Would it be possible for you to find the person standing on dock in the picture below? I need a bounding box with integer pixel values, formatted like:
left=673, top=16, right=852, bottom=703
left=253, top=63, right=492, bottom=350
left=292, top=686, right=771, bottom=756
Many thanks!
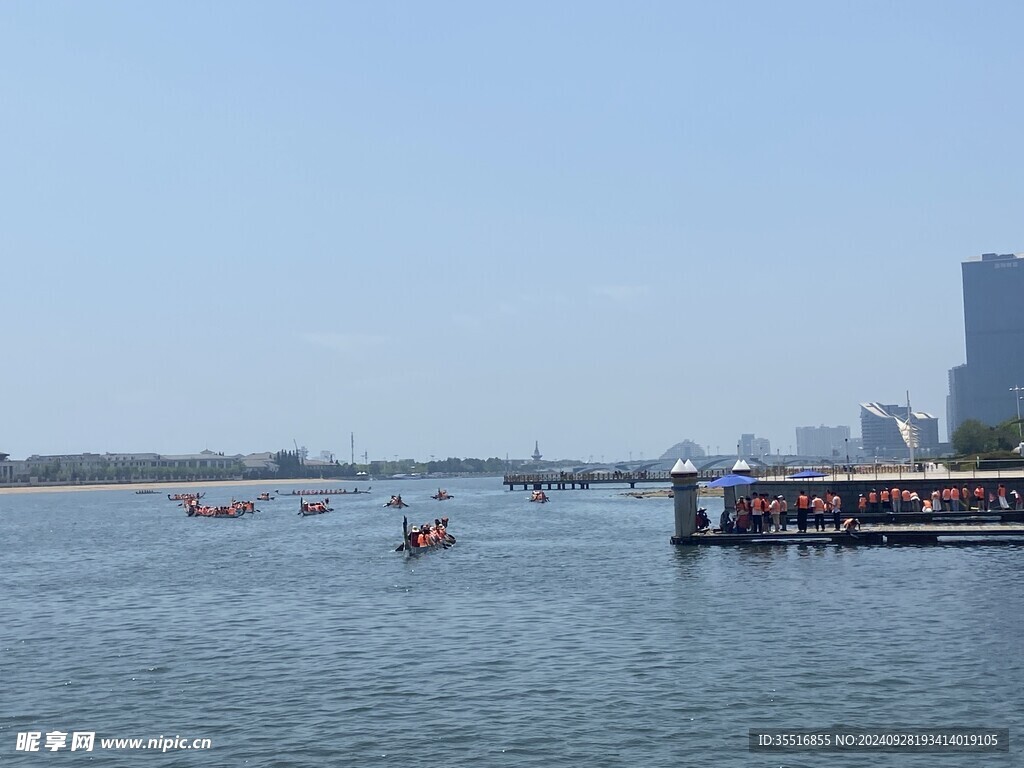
left=975, top=485, right=986, bottom=511
left=902, top=488, right=912, bottom=513
left=797, top=490, right=809, bottom=533
left=891, top=487, right=901, bottom=514
left=750, top=494, right=765, bottom=533
left=961, top=485, right=971, bottom=511
left=868, top=489, right=879, bottom=513
left=812, top=494, right=826, bottom=531
left=831, top=491, right=843, bottom=531
left=769, top=495, right=781, bottom=532
left=950, top=485, right=961, bottom=511
left=880, top=488, right=891, bottom=515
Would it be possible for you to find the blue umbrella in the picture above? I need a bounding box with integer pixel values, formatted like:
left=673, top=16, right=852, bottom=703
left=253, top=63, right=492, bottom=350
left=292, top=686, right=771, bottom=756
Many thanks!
left=706, top=474, right=759, bottom=488
left=787, top=469, right=827, bottom=479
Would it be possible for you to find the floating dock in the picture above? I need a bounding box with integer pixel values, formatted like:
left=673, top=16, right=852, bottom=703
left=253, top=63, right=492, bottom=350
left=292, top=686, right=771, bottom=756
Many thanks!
left=665, top=461, right=1024, bottom=547
left=672, top=523, right=1024, bottom=546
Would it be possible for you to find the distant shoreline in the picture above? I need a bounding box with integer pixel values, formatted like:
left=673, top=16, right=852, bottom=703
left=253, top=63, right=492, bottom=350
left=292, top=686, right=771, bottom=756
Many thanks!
left=0, top=478, right=354, bottom=496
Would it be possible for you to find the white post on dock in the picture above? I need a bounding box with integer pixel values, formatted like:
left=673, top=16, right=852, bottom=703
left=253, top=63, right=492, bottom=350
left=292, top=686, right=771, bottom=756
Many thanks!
left=722, top=459, right=752, bottom=519
left=671, top=458, right=699, bottom=539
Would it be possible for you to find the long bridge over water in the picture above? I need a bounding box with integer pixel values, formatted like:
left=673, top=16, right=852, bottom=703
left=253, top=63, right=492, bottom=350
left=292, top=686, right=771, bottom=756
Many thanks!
left=505, top=464, right=1024, bottom=497
left=504, top=470, right=672, bottom=490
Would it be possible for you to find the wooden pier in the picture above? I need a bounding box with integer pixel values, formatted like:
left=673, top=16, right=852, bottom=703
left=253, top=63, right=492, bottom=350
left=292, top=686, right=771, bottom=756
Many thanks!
left=672, top=523, right=1024, bottom=547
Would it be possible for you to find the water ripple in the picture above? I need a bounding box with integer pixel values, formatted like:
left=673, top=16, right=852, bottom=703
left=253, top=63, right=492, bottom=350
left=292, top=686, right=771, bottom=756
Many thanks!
left=1, top=480, right=1021, bottom=767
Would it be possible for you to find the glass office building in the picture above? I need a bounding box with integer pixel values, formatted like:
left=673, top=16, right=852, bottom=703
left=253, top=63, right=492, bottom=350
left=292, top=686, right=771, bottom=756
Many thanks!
left=947, top=252, right=1024, bottom=435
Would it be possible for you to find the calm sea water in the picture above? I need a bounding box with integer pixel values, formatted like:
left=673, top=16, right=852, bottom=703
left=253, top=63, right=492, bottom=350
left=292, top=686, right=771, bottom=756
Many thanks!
left=1, top=477, right=1021, bottom=767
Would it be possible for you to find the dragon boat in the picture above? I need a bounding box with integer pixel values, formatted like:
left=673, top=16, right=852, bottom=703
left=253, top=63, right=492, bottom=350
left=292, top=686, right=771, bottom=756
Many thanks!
left=298, top=498, right=333, bottom=516
left=397, top=516, right=455, bottom=556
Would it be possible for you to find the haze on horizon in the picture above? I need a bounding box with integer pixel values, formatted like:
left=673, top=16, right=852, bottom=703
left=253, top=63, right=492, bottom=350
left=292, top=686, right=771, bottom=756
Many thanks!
left=2, top=2, right=1022, bottom=464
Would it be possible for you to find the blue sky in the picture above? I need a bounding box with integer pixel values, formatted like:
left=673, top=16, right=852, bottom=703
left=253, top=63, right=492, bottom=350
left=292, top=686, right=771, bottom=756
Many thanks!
left=2, top=1, right=1022, bottom=462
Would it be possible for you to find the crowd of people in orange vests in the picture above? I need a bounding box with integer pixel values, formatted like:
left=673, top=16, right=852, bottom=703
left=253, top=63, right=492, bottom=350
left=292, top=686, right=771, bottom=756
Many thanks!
left=169, top=493, right=204, bottom=502
left=724, top=491, right=859, bottom=534
left=721, top=483, right=1021, bottom=535
left=855, top=484, right=1022, bottom=513
left=407, top=518, right=451, bottom=548
left=300, top=499, right=331, bottom=514
left=186, top=499, right=255, bottom=517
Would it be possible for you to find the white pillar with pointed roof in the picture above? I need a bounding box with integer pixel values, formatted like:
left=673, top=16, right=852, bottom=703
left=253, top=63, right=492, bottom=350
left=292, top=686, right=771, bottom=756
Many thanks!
left=670, top=458, right=699, bottom=540
left=724, top=459, right=752, bottom=514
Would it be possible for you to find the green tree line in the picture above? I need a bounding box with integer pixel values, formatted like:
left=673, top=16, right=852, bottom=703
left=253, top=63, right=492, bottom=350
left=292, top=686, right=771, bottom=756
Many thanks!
left=17, top=452, right=515, bottom=484
left=951, top=417, right=1023, bottom=456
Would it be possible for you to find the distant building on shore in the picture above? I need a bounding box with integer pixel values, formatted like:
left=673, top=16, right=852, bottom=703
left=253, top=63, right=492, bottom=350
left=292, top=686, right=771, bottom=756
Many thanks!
left=795, top=425, right=852, bottom=459
left=659, top=440, right=706, bottom=460
left=860, top=403, right=939, bottom=457
left=947, top=252, right=1024, bottom=437
left=739, top=433, right=770, bottom=459
left=0, top=449, right=256, bottom=484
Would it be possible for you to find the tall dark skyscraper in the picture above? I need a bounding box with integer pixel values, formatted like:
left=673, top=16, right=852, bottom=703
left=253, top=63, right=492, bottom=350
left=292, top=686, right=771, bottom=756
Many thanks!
left=947, top=252, right=1024, bottom=436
